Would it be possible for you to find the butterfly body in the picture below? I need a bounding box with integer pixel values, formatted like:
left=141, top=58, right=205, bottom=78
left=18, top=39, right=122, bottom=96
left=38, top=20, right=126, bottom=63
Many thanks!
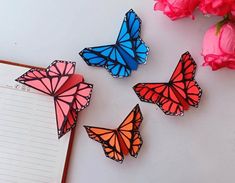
left=115, top=44, right=138, bottom=70
left=80, top=9, right=149, bottom=78
left=170, top=85, right=190, bottom=110
left=116, top=129, right=130, bottom=156
left=84, top=104, right=143, bottom=163
left=16, top=61, right=93, bottom=138
left=133, top=52, right=202, bottom=116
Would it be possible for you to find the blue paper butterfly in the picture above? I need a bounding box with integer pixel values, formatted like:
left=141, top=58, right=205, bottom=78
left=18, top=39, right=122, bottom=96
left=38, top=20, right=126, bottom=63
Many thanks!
left=79, top=9, right=149, bottom=78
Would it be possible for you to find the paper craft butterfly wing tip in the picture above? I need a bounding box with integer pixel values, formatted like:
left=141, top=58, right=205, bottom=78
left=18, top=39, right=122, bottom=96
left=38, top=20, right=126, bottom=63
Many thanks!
left=83, top=125, right=91, bottom=135
left=107, top=66, right=131, bottom=78
left=129, top=131, right=143, bottom=158
left=125, top=9, right=141, bottom=39
left=15, top=68, right=56, bottom=95
left=181, top=51, right=197, bottom=66
left=58, top=132, right=64, bottom=139
left=135, top=103, right=140, bottom=109
left=133, top=83, right=158, bottom=104
left=83, top=125, right=91, bottom=134
left=83, top=125, right=93, bottom=131
left=170, top=51, right=197, bottom=82
left=184, top=80, right=202, bottom=108
left=15, top=73, right=26, bottom=82
left=74, top=82, right=93, bottom=112
left=133, top=83, right=145, bottom=101
left=58, top=108, right=78, bottom=139
left=57, top=127, right=75, bottom=139
left=157, top=100, right=185, bottom=116
left=83, top=125, right=98, bottom=141
left=132, top=104, right=143, bottom=128
left=102, top=144, right=124, bottom=163
left=118, top=104, right=143, bottom=129
left=48, top=60, right=76, bottom=76
left=58, top=134, right=62, bottom=139
left=84, top=126, right=113, bottom=143
left=79, top=48, right=94, bottom=66
left=104, top=150, right=124, bottom=163
left=134, top=38, right=149, bottom=65
left=15, top=77, right=20, bottom=82
left=83, top=125, right=89, bottom=129
left=79, top=46, right=111, bottom=67
left=15, top=68, right=38, bottom=81
left=57, top=128, right=67, bottom=139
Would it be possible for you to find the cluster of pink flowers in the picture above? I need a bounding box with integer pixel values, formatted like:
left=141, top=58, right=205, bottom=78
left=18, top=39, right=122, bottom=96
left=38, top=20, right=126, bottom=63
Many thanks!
left=154, top=0, right=235, bottom=71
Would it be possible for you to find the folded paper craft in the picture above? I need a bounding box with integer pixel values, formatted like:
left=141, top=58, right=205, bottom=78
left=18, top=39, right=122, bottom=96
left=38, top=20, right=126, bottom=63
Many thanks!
left=133, top=52, right=202, bottom=116
left=80, top=9, right=149, bottom=78
left=84, top=104, right=143, bottom=163
left=16, top=61, right=93, bottom=138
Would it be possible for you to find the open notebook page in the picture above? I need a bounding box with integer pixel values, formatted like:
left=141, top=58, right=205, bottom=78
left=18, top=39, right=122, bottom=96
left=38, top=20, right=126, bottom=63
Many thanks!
left=0, top=63, right=71, bottom=183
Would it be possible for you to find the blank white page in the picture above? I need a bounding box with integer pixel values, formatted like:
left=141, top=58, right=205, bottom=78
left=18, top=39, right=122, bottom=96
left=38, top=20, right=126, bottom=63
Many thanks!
left=0, top=63, right=71, bottom=183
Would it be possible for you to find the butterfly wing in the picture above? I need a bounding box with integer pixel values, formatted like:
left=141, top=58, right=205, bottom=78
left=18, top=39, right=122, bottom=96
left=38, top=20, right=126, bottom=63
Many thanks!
left=15, top=61, right=75, bottom=95
left=80, top=45, right=131, bottom=78
left=60, top=108, right=78, bottom=137
left=15, top=68, right=52, bottom=95
left=84, top=126, right=124, bottom=163
left=169, top=52, right=196, bottom=82
left=117, top=104, right=143, bottom=158
left=125, top=9, right=141, bottom=39
left=73, top=82, right=93, bottom=112
left=133, top=38, right=149, bottom=65
left=117, top=9, right=149, bottom=66
left=54, top=84, right=79, bottom=138
left=47, top=60, right=75, bottom=77
left=57, top=82, right=93, bottom=138
left=169, top=52, right=202, bottom=108
left=133, top=83, right=184, bottom=116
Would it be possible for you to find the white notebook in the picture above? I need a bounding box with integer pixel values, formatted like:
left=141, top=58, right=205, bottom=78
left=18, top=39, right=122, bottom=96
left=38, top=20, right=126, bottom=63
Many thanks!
left=0, top=62, right=73, bottom=183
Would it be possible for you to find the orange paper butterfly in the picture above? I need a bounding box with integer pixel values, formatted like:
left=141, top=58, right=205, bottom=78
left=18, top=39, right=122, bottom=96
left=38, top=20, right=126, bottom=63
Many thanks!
left=133, top=52, right=202, bottom=116
left=84, top=104, right=143, bottom=163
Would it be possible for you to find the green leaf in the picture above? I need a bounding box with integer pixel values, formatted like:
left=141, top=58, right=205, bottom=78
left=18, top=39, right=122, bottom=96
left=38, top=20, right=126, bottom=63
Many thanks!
left=216, top=15, right=229, bottom=35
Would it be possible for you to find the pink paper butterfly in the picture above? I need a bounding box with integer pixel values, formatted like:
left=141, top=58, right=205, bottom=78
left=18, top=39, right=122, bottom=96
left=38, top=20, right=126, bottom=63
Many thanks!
left=16, top=60, right=93, bottom=138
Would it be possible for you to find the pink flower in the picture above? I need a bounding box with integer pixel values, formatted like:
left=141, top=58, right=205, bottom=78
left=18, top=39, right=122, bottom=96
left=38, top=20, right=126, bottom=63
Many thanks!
left=231, top=4, right=235, bottom=17
left=202, top=22, right=235, bottom=70
left=154, top=0, right=200, bottom=20
left=199, top=0, right=235, bottom=16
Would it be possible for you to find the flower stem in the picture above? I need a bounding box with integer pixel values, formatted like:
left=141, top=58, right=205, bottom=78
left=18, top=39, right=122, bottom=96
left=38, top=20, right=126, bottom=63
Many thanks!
left=216, top=15, right=229, bottom=35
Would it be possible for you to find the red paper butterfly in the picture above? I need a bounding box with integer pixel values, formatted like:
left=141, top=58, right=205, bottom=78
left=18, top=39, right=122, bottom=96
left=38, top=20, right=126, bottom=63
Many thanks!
left=133, top=52, right=202, bottom=116
left=84, top=104, right=143, bottom=163
left=16, top=61, right=93, bottom=138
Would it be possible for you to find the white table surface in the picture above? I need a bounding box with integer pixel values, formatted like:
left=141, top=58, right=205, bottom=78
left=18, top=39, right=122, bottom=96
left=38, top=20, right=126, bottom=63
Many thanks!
left=1, top=1, right=235, bottom=183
